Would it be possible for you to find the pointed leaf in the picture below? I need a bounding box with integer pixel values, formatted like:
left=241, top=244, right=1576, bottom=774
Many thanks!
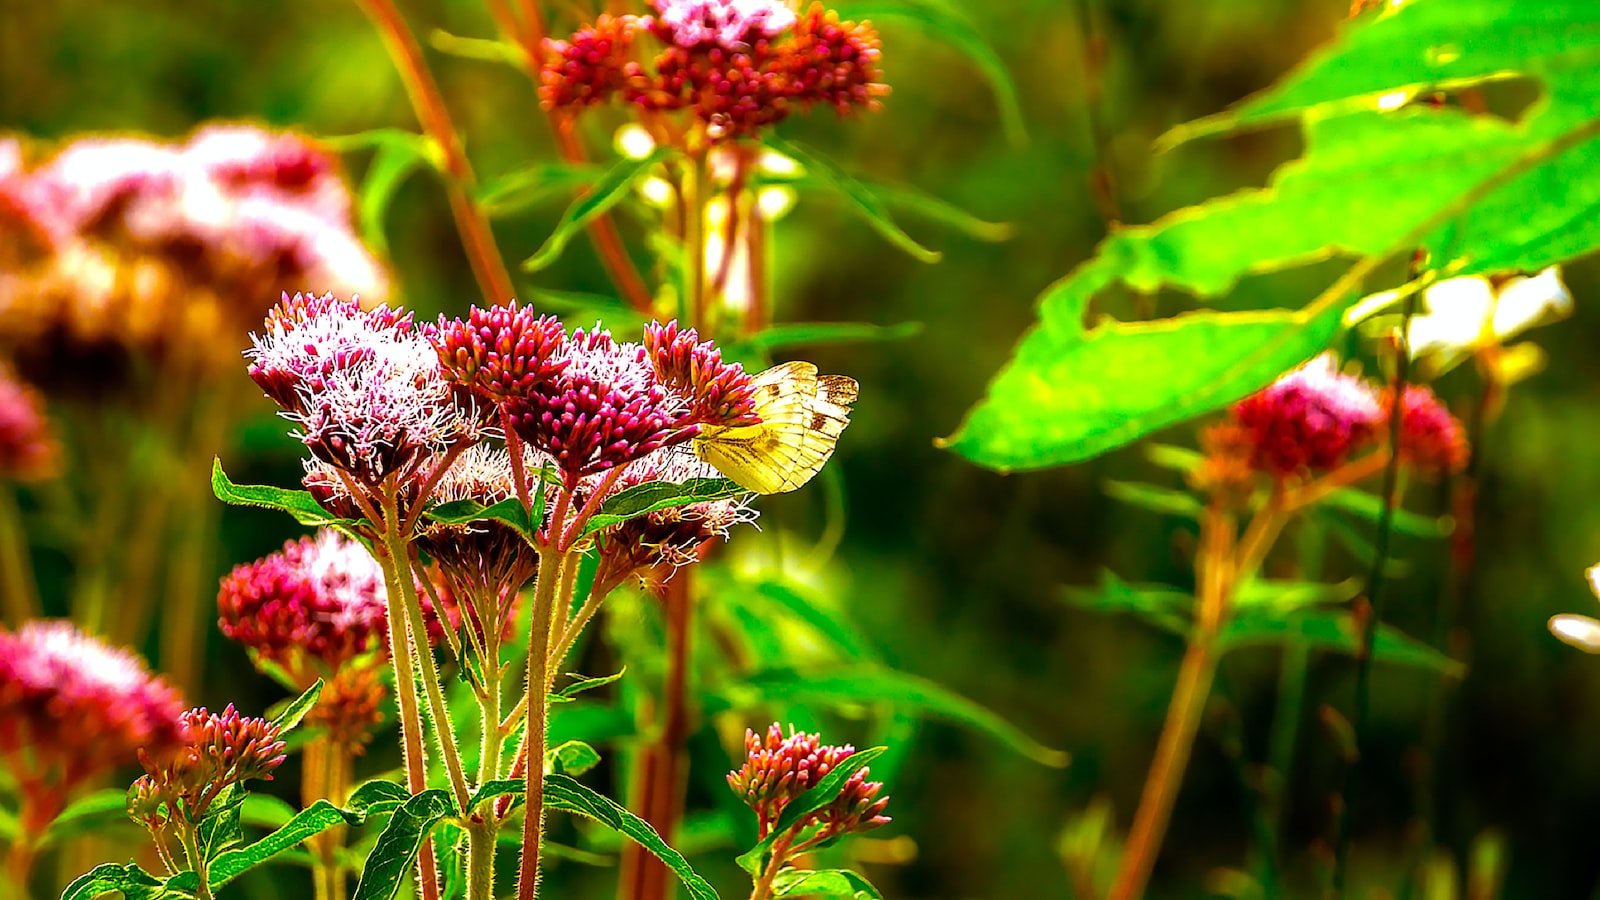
left=1319, top=488, right=1453, bottom=538
left=466, top=779, right=525, bottom=816
left=1220, top=609, right=1464, bottom=676
left=555, top=668, right=626, bottom=699
left=764, top=135, right=941, bottom=263
left=544, top=774, right=720, bottom=900
left=212, top=458, right=356, bottom=528
left=345, top=779, right=411, bottom=818
left=60, top=863, right=166, bottom=900
left=478, top=161, right=605, bottom=218
left=522, top=147, right=677, bottom=272
left=351, top=790, right=456, bottom=900
left=269, top=679, right=325, bottom=735
left=208, top=800, right=369, bottom=890
left=731, top=321, right=923, bottom=358
left=546, top=740, right=602, bottom=777
left=1103, top=480, right=1204, bottom=519
left=425, top=496, right=536, bottom=544
left=41, top=790, right=136, bottom=850
left=1233, top=577, right=1363, bottom=613
left=728, top=667, right=1068, bottom=767
left=1059, top=572, right=1190, bottom=635
left=580, top=478, right=745, bottom=538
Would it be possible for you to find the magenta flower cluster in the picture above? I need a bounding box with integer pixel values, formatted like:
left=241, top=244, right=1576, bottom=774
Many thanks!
left=0, top=362, right=57, bottom=481
left=540, top=0, right=886, bottom=140
left=0, top=621, right=185, bottom=827
left=727, top=723, right=891, bottom=842
left=0, top=126, right=383, bottom=382
left=128, top=705, right=287, bottom=833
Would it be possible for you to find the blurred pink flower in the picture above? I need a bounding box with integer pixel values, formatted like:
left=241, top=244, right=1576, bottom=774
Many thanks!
left=0, top=364, right=59, bottom=481
left=1233, top=355, right=1383, bottom=478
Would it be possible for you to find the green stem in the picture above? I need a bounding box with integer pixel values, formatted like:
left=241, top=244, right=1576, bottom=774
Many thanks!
left=516, top=541, right=564, bottom=900
left=372, top=505, right=443, bottom=900
left=468, top=819, right=497, bottom=900
left=382, top=501, right=473, bottom=811
left=468, top=600, right=505, bottom=900
left=0, top=484, right=39, bottom=624
left=747, top=833, right=795, bottom=900
left=178, top=823, right=214, bottom=900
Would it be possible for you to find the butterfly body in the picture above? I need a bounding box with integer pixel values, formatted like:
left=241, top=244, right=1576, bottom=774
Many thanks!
left=693, top=360, right=858, bottom=494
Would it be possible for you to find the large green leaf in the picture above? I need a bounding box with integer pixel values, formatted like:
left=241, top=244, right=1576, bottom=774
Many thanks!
left=425, top=497, right=536, bottom=544
left=59, top=863, right=168, bottom=900
left=351, top=790, right=456, bottom=900
left=726, top=667, right=1068, bottom=767
left=206, top=800, right=370, bottom=890
left=522, top=147, right=677, bottom=272
left=771, top=868, right=884, bottom=900
left=41, top=790, right=135, bottom=850
left=734, top=747, right=887, bottom=875
left=544, top=774, right=721, bottom=900
left=211, top=458, right=356, bottom=528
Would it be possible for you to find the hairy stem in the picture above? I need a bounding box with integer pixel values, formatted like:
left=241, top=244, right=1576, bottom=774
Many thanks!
left=354, top=0, right=515, bottom=308
left=517, top=541, right=564, bottom=900
left=747, top=833, right=796, bottom=900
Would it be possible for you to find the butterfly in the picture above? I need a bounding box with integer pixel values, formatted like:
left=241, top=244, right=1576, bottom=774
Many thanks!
left=693, top=360, right=858, bottom=494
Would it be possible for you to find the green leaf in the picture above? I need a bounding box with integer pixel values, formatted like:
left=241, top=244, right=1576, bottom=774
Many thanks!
left=1144, top=443, right=1206, bottom=474
left=269, top=679, right=325, bottom=735
left=428, top=28, right=525, bottom=66
left=735, top=748, right=887, bottom=875
left=41, top=790, right=134, bottom=850
left=478, top=161, right=606, bottom=218
left=1319, top=488, right=1453, bottom=538
left=1220, top=609, right=1464, bottom=676
left=728, top=667, right=1068, bottom=767
left=239, top=794, right=299, bottom=831
left=546, top=740, right=602, bottom=777
left=522, top=147, right=677, bottom=272
left=425, top=496, right=536, bottom=544
left=1233, top=577, right=1363, bottom=613
left=745, top=578, right=877, bottom=661
left=466, top=779, right=525, bottom=816
left=197, top=784, right=246, bottom=860
left=771, top=868, right=884, bottom=900
left=345, top=780, right=411, bottom=819
left=356, top=134, right=433, bottom=257
left=211, top=458, right=356, bottom=528
left=829, top=0, right=1026, bottom=146
left=764, top=135, right=942, bottom=263
left=787, top=172, right=1012, bottom=242
left=939, top=274, right=1355, bottom=471
left=555, top=668, right=626, bottom=699
left=60, top=862, right=166, bottom=900
left=544, top=774, right=721, bottom=900
left=207, top=800, right=368, bottom=890
left=1059, top=571, right=1190, bottom=635
left=1103, top=480, right=1204, bottom=519
left=580, top=478, right=745, bottom=538
left=352, top=790, right=457, bottom=900
left=730, top=321, right=923, bottom=358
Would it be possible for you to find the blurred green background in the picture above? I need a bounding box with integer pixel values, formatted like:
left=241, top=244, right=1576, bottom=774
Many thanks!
left=6, top=0, right=1600, bottom=897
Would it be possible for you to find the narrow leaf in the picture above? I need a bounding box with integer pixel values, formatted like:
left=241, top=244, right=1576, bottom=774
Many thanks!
left=211, top=458, right=355, bottom=528
left=1103, top=480, right=1204, bottom=519
left=478, top=162, right=605, bottom=218
left=466, top=779, right=525, bottom=816
left=555, top=668, right=626, bottom=699
left=1059, top=572, right=1190, bottom=636
left=1220, top=609, right=1464, bottom=676
left=765, top=135, right=942, bottom=263
left=728, top=668, right=1068, bottom=767
left=522, top=147, right=676, bottom=272
left=1319, top=487, right=1453, bottom=538
left=351, top=790, right=456, bottom=900
left=544, top=774, right=721, bottom=900
left=41, top=790, right=134, bottom=850
left=580, top=478, right=745, bottom=537
left=208, top=800, right=363, bottom=890
left=1232, top=577, right=1363, bottom=612
left=357, top=137, right=430, bottom=256
left=733, top=321, right=923, bottom=355
left=269, top=679, right=325, bottom=735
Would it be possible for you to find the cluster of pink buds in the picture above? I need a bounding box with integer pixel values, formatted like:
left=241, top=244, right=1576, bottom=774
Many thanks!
left=0, top=362, right=58, bottom=481
left=727, top=723, right=891, bottom=843
left=1221, top=356, right=1467, bottom=484
left=0, top=126, right=383, bottom=391
left=127, top=705, right=286, bottom=835
left=216, top=528, right=457, bottom=745
left=541, top=0, right=886, bottom=141
left=0, top=621, right=185, bottom=830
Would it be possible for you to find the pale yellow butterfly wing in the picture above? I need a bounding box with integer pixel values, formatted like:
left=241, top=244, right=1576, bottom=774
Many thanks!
left=693, top=361, right=857, bottom=494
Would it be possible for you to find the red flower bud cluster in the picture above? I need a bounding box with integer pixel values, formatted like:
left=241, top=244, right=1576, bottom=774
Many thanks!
left=1387, top=385, right=1469, bottom=475
left=0, top=363, right=58, bottom=481
left=129, top=705, right=286, bottom=831
left=540, top=0, right=886, bottom=141
left=727, top=723, right=891, bottom=842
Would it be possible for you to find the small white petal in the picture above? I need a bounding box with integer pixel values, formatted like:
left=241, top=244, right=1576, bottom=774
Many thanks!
left=1407, top=275, right=1495, bottom=358
left=1586, top=563, right=1600, bottom=599
left=1550, top=614, right=1600, bottom=653
left=1492, top=266, right=1572, bottom=340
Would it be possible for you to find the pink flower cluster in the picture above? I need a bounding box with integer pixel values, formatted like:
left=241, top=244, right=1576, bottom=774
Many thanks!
left=541, top=0, right=886, bottom=140
left=0, top=363, right=58, bottom=481
left=1229, top=357, right=1467, bottom=480
left=0, top=621, right=185, bottom=827
left=0, top=126, right=384, bottom=386
left=727, top=723, right=891, bottom=842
